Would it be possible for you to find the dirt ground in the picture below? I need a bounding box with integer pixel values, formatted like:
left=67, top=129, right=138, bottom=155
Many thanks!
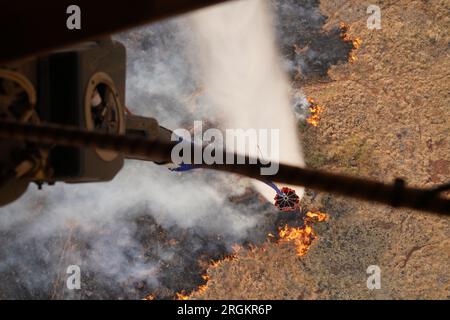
left=194, top=0, right=450, bottom=299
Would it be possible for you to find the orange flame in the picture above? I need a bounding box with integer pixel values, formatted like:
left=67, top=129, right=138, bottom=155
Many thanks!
left=196, top=284, right=209, bottom=295
left=352, top=38, right=362, bottom=49
left=174, top=249, right=241, bottom=300
left=306, top=97, right=324, bottom=127
left=339, top=22, right=361, bottom=63
left=278, top=211, right=328, bottom=256
left=306, top=211, right=328, bottom=222
left=278, top=224, right=314, bottom=256
left=175, top=270, right=212, bottom=300
left=176, top=292, right=190, bottom=300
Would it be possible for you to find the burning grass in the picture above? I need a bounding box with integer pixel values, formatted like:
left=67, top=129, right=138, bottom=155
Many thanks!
left=174, top=245, right=242, bottom=300
left=278, top=211, right=328, bottom=256
left=339, top=22, right=362, bottom=63
left=172, top=211, right=329, bottom=300
left=306, top=97, right=324, bottom=127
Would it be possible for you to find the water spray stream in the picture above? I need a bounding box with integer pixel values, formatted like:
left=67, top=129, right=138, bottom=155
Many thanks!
left=188, top=0, right=305, bottom=201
